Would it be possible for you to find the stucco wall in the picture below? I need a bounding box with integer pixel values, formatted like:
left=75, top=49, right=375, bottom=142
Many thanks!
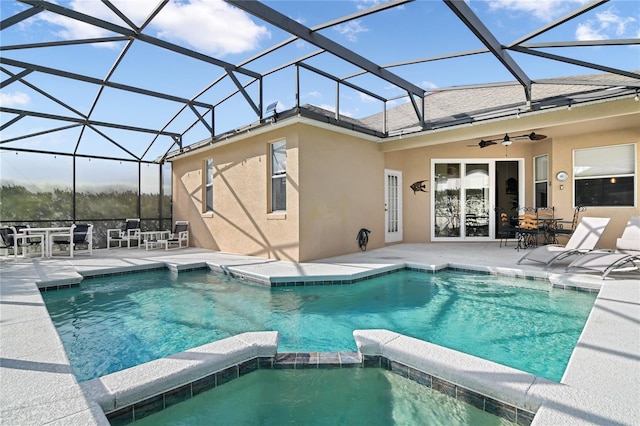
left=171, top=127, right=301, bottom=261
left=170, top=101, right=638, bottom=261
left=549, top=127, right=639, bottom=249
left=385, top=141, right=537, bottom=242
left=383, top=125, right=638, bottom=248
left=297, top=125, right=385, bottom=261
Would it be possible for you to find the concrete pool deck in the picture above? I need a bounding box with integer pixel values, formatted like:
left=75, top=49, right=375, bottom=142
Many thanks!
left=1, top=243, right=638, bottom=425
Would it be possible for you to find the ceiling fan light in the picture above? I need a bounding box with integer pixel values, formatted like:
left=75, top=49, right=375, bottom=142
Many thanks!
left=502, top=140, right=512, bottom=146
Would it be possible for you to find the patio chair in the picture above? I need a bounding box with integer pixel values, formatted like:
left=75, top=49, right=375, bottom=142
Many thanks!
left=535, top=206, right=555, bottom=245
left=0, top=227, right=18, bottom=257
left=107, top=218, right=141, bottom=249
left=564, top=216, right=640, bottom=278
left=50, top=224, right=93, bottom=258
left=495, top=207, right=516, bottom=247
left=550, top=205, right=587, bottom=241
left=158, top=221, right=189, bottom=250
left=516, top=216, right=611, bottom=269
left=0, top=226, right=44, bottom=258
left=515, top=207, right=537, bottom=251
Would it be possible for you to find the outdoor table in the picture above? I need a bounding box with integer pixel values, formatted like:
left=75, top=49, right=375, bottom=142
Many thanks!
left=22, top=226, right=74, bottom=258
left=139, top=230, right=171, bottom=250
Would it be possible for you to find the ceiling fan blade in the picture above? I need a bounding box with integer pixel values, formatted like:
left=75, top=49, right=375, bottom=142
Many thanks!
left=528, top=132, right=547, bottom=140
left=478, top=140, right=497, bottom=148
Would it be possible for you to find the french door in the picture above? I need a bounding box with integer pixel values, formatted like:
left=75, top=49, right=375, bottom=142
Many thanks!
left=431, top=160, right=521, bottom=241
left=385, top=169, right=403, bottom=243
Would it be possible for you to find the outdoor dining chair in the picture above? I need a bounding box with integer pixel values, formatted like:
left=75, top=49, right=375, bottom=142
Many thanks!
left=50, top=224, right=93, bottom=258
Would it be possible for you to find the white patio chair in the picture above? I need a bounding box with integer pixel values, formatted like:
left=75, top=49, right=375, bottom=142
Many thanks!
left=107, top=218, right=141, bottom=249
left=158, top=221, right=189, bottom=250
left=50, top=224, right=93, bottom=258
left=565, top=216, right=640, bottom=278
left=0, top=226, right=45, bottom=259
left=516, top=217, right=611, bottom=269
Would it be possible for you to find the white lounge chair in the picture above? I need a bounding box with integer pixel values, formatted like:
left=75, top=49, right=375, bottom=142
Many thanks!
left=157, top=221, right=189, bottom=250
left=107, top=218, right=141, bottom=249
left=565, top=216, right=640, bottom=278
left=516, top=217, right=611, bottom=269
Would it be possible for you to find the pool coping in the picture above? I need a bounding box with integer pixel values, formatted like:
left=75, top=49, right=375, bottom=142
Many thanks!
left=1, top=245, right=638, bottom=425
left=82, top=330, right=538, bottom=426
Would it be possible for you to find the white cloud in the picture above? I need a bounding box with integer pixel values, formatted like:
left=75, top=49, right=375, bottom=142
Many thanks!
left=359, top=93, right=377, bottom=103
left=33, top=0, right=269, bottom=56
left=576, top=22, right=606, bottom=41
left=575, top=8, right=637, bottom=41
left=0, top=92, right=30, bottom=107
left=487, top=0, right=589, bottom=22
left=307, top=91, right=322, bottom=98
left=596, top=9, right=636, bottom=36
left=421, top=81, right=439, bottom=90
left=334, top=20, right=368, bottom=42
left=485, top=2, right=637, bottom=42
left=153, top=0, right=270, bottom=56
left=355, top=0, right=403, bottom=12
left=37, top=2, right=114, bottom=42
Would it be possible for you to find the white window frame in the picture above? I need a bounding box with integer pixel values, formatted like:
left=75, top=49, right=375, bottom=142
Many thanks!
left=534, top=154, right=548, bottom=208
left=573, top=143, right=636, bottom=207
left=204, top=158, right=214, bottom=213
left=270, top=140, right=286, bottom=213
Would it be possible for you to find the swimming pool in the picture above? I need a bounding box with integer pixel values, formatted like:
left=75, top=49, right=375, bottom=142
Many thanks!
left=129, top=368, right=515, bottom=426
left=42, top=268, right=596, bottom=382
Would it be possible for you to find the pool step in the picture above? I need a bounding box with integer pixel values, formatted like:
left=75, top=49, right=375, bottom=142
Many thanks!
left=273, top=351, right=362, bottom=369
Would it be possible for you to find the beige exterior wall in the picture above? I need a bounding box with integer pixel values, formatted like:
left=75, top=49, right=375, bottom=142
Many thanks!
left=548, top=127, right=639, bottom=248
left=172, top=126, right=301, bottom=261
left=171, top=98, right=638, bottom=261
left=297, top=125, right=385, bottom=261
left=382, top=125, right=639, bottom=249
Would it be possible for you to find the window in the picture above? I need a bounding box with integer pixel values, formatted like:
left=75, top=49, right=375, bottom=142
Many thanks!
left=204, top=158, right=214, bottom=212
left=574, top=144, right=635, bottom=207
left=270, top=140, right=286, bottom=212
left=534, top=155, right=548, bottom=207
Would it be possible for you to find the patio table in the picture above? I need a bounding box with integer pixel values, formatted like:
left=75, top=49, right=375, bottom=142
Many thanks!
left=139, top=230, right=171, bottom=250
left=22, top=226, right=74, bottom=258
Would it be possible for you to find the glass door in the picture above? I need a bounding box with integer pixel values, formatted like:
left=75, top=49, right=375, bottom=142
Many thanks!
left=432, top=161, right=495, bottom=241
left=433, top=163, right=461, bottom=238
left=464, top=164, right=490, bottom=237
left=385, top=169, right=403, bottom=243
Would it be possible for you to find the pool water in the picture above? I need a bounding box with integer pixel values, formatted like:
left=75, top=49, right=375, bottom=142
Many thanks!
left=130, top=368, right=515, bottom=426
left=42, top=269, right=596, bottom=382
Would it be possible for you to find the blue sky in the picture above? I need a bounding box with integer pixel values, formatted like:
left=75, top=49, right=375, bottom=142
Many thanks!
left=0, top=0, right=639, bottom=187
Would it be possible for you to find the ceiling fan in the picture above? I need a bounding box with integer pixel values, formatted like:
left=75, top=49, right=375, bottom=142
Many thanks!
left=475, top=132, right=547, bottom=148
